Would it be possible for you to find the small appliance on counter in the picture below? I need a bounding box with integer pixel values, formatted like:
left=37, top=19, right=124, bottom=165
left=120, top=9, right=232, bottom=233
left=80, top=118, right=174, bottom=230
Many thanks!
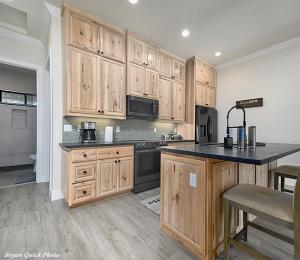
left=248, top=126, right=256, bottom=149
left=80, top=122, right=96, bottom=143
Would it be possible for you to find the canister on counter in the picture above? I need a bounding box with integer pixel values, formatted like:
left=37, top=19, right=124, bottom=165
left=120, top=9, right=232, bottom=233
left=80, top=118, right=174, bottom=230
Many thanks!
left=248, top=126, right=256, bottom=149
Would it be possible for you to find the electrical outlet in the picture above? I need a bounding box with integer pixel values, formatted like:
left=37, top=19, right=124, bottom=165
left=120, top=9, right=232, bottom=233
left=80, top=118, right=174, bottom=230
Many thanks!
left=116, top=126, right=120, bottom=133
left=64, top=125, right=72, bottom=132
left=174, top=128, right=177, bottom=133
left=153, top=127, right=157, bottom=133
left=189, top=173, right=197, bottom=187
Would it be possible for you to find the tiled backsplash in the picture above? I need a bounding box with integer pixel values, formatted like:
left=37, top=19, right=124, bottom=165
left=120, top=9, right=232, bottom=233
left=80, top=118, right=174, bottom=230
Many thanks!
left=63, top=117, right=177, bottom=143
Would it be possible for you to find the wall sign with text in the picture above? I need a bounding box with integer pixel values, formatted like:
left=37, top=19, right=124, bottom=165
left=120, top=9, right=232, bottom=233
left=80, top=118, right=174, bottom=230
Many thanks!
left=236, top=98, right=263, bottom=108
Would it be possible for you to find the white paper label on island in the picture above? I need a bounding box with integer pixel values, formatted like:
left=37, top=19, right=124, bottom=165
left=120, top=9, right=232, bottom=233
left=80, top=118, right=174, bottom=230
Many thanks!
left=189, top=173, right=197, bottom=187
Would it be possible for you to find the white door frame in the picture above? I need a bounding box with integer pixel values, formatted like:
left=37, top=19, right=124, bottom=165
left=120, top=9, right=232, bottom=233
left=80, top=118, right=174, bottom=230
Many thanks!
left=0, top=55, right=49, bottom=183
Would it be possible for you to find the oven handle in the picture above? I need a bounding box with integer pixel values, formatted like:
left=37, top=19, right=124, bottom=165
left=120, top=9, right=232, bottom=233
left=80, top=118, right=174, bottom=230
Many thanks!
left=135, top=148, right=162, bottom=153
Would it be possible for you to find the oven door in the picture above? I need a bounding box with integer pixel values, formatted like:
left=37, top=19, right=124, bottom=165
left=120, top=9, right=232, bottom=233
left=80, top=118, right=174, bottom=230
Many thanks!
left=134, top=149, right=161, bottom=185
left=126, top=95, right=158, bottom=119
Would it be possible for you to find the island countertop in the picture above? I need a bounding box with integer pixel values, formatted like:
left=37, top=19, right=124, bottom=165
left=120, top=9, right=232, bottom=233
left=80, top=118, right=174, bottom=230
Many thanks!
left=157, top=142, right=300, bottom=165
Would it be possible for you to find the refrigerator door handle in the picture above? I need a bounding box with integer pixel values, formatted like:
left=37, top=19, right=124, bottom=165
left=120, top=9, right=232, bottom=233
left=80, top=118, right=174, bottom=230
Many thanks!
left=207, top=116, right=212, bottom=142
left=196, top=125, right=199, bottom=143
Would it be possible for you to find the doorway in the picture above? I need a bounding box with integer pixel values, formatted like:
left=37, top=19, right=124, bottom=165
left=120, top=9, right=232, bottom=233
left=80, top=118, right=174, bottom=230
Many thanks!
left=0, top=63, right=37, bottom=187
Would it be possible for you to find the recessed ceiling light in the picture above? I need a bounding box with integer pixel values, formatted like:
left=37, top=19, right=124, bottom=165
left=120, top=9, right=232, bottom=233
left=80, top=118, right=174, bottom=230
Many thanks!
left=215, top=51, right=222, bottom=57
left=181, top=29, right=190, bottom=38
left=128, top=0, right=138, bottom=4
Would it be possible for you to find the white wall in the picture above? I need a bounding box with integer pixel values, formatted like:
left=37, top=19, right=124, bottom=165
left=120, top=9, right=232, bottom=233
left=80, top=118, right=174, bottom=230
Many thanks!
left=217, top=42, right=300, bottom=171
left=0, top=66, right=36, bottom=94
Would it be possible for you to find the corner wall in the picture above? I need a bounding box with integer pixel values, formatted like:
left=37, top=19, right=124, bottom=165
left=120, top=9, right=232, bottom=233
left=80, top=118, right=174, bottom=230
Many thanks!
left=217, top=41, right=300, bottom=171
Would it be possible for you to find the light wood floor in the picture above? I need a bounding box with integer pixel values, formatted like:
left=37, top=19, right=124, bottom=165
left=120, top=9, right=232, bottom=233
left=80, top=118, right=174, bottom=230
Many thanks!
left=0, top=183, right=294, bottom=260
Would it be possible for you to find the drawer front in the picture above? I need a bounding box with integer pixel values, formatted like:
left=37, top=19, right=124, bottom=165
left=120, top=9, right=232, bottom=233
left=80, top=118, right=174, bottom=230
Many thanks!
left=71, top=149, right=97, bottom=163
left=72, top=162, right=96, bottom=183
left=72, top=181, right=96, bottom=205
left=97, top=146, right=133, bottom=160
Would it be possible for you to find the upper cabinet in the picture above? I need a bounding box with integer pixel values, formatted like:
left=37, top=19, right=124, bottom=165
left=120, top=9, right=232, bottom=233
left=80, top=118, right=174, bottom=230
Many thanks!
left=158, top=51, right=185, bottom=83
left=101, top=26, right=125, bottom=63
left=127, top=34, right=158, bottom=70
left=64, top=7, right=125, bottom=64
left=68, top=12, right=100, bottom=54
left=158, top=51, right=173, bottom=78
left=67, top=46, right=100, bottom=115
left=195, top=60, right=216, bottom=88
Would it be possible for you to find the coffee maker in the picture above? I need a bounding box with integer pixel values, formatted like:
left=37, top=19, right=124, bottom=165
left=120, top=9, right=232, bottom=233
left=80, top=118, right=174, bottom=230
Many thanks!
left=80, top=122, right=96, bottom=143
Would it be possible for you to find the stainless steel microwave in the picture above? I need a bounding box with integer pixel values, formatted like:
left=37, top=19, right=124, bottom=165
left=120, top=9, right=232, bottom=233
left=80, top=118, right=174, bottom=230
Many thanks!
left=126, top=95, right=159, bottom=119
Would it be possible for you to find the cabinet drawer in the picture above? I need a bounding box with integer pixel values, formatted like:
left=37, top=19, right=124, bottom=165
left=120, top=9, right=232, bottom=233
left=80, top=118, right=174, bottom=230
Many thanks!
left=97, top=146, right=133, bottom=159
left=72, top=162, right=96, bottom=184
left=72, top=181, right=96, bottom=205
left=71, top=149, right=97, bottom=163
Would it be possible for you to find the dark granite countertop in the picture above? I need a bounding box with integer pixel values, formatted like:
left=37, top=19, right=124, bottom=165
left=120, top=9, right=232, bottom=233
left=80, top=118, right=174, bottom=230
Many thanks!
left=157, top=143, right=300, bottom=165
left=60, top=139, right=195, bottom=150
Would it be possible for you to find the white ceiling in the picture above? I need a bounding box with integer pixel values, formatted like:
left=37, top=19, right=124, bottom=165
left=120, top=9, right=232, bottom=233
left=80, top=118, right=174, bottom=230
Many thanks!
left=1, top=0, right=300, bottom=66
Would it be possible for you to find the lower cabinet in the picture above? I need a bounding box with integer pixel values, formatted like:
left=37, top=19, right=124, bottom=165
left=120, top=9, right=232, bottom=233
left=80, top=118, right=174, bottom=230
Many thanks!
left=62, top=145, right=134, bottom=207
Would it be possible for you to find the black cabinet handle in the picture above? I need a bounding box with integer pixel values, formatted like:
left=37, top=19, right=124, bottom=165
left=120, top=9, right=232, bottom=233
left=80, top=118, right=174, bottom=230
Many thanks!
left=118, top=160, right=120, bottom=163
left=83, top=154, right=87, bottom=158
left=171, top=117, right=175, bottom=120
left=83, top=171, right=87, bottom=174
left=115, top=160, right=117, bottom=163
left=116, top=151, right=119, bottom=154
left=97, top=50, right=100, bottom=54
left=98, top=110, right=101, bottom=113
left=101, top=51, right=104, bottom=55
left=83, top=190, right=86, bottom=195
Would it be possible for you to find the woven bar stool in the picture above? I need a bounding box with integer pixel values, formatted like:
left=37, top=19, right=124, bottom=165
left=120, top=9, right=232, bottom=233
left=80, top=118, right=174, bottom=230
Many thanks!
left=223, top=173, right=299, bottom=259
left=274, top=165, right=300, bottom=193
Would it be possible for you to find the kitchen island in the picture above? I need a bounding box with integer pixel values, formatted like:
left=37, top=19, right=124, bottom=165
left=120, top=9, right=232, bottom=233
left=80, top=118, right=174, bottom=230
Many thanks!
left=157, top=143, right=300, bottom=260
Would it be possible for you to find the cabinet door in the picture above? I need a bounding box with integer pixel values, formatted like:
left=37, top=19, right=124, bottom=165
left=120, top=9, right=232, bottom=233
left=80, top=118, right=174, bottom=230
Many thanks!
left=67, top=46, right=100, bottom=114
left=173, top=59, right=185, bottom=83
left=161, top=157, right=206, bottom=255
left=158, top=51, right=173, bottom=78
left=118, top=157, right=133, bottom=192
left=145, top=69, right=158, bottom=99
left=102, top=59, right=125, bottom=117
left=208, top=67, right=217, bottom=88
left=195, top=83, right=206, bottom=106
left=195, top=61, right=207, bottom=84
left=158, top=77, right=172, bottom=120
left=144, top=43, right=158, bottom=70
left=68, top=12, right=99, bottom=53
left=127, top=63, right=146, bottom=97
left=101, top=26, right=125, bottom=63
left=127, top=35, right=144, bottom=66
left=172, top=82, right=185, bottom=121
left=212, top=162, right=238, bottom=250
left=97, top=159, right=117, bottom=197
left=205, top=87, right=216, bottom=108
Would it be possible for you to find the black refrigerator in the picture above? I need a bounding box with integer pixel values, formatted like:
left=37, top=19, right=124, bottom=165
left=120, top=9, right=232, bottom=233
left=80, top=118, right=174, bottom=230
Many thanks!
left=195, top=106, right=218, bottom=144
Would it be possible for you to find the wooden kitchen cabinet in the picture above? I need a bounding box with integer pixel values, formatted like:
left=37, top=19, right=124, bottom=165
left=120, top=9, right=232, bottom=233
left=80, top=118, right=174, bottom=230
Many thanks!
left=158, top=77, right=185, bottom=122
left=158, top=77, right=172, bottom=120
left=66, top=46, right=100, bottom=115
left=118, top=157, right=134, bottom=192
left=101, top=58, right=125, bottom=117
left=145, top=69, right=158, bottom=99
left=101, top=26, right=125, bottom=63
left=173, top=58, right=185, bottom=83
left=158, top=51, right=173, bottom=78
left=67, top=10, right=100, bottom=54
left=161, top=154, right=207, bottom=257
left=62, top=145, right=134, bottom=207
left=97, top=159, right=118, bottom=197
left=195, top=60, right=216, bottom=88
left=195, top=82, right=206, bottom=106
left=127, top=34, right=158, bottom=70
left=172, top=82, right=185, bottom=121
left=205, top=87, right=216, bottom=108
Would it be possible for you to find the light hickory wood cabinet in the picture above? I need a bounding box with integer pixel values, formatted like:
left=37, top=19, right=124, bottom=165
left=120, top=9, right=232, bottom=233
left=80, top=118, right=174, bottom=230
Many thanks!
left=158, top=77, right=185, bottom=122
left=127, top=63, right=158, bottom=99
left=66, top=46, right=100, bottom=115
left=161, top=155, right=207, bottom=257
left=195, top=60, right=217, bottom=88
left=62, top=145, right=134, bottom=207
left=158, top=50, right=186, bottom=83
left=195, top=82, right=216, bottom=108
left=101, top=58, right=125, bottom=117
left=127, top=34, right=158, bottom=70
left=63, top=4, right=126, bottom=119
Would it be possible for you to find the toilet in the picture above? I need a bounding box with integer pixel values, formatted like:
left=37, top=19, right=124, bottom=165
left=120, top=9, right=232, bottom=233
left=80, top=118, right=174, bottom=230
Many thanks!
left=29, top=154, right=37, bottom=172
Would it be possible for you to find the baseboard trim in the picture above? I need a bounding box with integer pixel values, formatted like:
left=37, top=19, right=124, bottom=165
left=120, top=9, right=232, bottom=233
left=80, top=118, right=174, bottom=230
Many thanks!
left=50, top=189, right=64, bottom=201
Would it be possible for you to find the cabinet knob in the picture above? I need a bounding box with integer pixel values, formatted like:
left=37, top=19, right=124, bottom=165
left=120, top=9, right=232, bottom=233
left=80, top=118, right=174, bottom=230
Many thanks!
left=118, top=160, right=120, bottom=163
left=171, top=117, right=175, bottom=120
left=115, top=160, right=118, bottom=163
left=146, top=63, right=148, bottom=66
left=97, top=50, right=100, bottom=54
left=101, top=51, right=104, bottom=55
left=83, top=154, right=87, bottom=158
left=98, top=110, right=101, bottom=113
left=83, top=171, right=87, bottom=174
left=83, top=190, right=87, bottom=195
left=116, top=151, right=119, bottom=154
